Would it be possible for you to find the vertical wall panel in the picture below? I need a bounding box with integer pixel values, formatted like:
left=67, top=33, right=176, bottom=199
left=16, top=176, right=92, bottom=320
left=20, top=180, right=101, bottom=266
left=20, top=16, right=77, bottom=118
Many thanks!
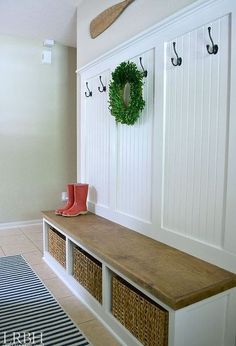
left=162, top=15, right=229, bottom=247
left=82, top=71, right=111, bottom=208
left=115, top=50, right=154, bottom=222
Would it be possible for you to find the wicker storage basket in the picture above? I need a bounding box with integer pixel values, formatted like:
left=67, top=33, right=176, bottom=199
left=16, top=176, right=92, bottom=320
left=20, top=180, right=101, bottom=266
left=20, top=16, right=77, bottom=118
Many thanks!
left=112, top=276, right=168, bottom=346
left=48, top=227, right=66, bottom=268
left=73, top=245, right=102, bottom=304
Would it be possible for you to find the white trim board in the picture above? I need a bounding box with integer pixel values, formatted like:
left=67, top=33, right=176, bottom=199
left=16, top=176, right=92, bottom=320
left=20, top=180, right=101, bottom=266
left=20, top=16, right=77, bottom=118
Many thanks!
left=0, top=219, right=42, bottom=230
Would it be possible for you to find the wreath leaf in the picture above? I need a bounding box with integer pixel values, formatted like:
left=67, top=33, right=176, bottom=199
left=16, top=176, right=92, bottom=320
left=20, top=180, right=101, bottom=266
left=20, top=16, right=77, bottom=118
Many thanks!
left=108, top=61, right=145, bottom=125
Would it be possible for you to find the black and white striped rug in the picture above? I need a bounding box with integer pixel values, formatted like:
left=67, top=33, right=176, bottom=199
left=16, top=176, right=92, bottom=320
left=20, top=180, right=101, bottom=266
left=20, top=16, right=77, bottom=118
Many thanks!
left=0, top=255, right=91, bottom=346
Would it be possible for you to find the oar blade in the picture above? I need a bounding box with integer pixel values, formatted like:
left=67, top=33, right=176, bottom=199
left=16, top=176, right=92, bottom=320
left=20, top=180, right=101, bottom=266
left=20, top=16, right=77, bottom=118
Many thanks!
left=90, top=0, right=135, bottom=39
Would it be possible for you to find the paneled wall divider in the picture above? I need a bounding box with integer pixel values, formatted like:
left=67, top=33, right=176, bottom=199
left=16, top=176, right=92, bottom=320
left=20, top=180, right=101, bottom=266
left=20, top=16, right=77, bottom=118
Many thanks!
left=78, top=0, right=236, bottom=273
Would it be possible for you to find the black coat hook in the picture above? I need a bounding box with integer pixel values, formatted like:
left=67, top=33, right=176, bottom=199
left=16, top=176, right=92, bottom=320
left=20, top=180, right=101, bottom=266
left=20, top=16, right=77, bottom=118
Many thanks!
left=85, top=82, right=92, bottom=97
left=139, top=57, right=147, bottom=77
left=206, top=27, right=218, bottom=55
left=98, top=76, right=106, bottom=92
left=171, top=42, right=182, bottom=66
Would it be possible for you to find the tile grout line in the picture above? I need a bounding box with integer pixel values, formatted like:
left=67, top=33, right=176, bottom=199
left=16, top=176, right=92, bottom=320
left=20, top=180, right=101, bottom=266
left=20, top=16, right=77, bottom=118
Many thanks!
left=77, top=318, right=96, bottom=326
left=21, top=229, right=43, bottom=253
left=0, top=246, right=6, bottom=256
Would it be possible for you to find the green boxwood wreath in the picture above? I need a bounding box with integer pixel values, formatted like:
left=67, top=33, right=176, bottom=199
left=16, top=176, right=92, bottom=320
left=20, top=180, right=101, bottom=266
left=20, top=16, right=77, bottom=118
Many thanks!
left=108, top=61, right=145, bottom=125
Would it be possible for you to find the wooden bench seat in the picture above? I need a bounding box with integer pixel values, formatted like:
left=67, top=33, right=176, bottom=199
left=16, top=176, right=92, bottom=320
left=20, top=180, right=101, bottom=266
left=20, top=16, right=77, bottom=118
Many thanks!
left=42, top=210, right=236, bottom=310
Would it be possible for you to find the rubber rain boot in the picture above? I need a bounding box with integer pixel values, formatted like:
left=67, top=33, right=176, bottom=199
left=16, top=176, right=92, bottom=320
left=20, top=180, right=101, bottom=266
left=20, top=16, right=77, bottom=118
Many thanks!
left=55, top=183, right=74, bottom=215
left=62, top=183, right=89, bottom=217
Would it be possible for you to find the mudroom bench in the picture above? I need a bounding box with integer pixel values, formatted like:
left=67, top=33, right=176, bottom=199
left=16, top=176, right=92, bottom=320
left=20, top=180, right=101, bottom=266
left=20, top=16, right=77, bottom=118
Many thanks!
left=42, top=211, right=236, bottom=346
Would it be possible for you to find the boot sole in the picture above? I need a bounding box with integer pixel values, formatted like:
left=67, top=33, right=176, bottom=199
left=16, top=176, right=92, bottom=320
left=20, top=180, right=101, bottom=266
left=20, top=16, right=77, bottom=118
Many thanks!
left=62, top=211, right=88, bottom=217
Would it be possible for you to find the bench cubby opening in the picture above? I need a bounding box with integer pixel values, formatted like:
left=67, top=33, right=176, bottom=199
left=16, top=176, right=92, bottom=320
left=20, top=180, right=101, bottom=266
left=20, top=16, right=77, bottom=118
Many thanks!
left=112, top=274, right=169, bottom=346
left=48, top=226, right=66, bottom=268
left=73, top=244, right=103, bottom=304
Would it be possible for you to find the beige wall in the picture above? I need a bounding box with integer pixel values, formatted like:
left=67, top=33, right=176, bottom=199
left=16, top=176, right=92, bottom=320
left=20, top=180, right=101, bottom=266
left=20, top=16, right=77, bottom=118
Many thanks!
left=77, top=0, right=199, bottom=68
left=0, top=35, right=77, bottom=223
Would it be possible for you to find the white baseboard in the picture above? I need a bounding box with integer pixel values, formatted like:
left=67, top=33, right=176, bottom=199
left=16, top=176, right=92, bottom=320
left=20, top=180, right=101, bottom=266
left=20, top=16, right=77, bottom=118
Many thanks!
left=0, top=219, right=42, bottom=230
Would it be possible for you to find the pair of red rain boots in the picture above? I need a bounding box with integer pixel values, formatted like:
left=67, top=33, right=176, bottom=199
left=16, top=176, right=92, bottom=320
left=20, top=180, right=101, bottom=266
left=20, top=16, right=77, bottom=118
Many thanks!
left=55, top=183, right=89, bottom=217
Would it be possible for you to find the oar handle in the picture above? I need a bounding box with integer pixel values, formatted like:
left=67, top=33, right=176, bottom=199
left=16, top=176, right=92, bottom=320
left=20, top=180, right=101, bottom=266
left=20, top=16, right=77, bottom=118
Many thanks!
left=124, top=0, right=135, bottom=5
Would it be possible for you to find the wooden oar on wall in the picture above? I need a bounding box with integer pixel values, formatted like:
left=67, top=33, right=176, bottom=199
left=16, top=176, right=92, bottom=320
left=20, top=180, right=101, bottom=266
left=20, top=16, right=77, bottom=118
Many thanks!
left=90, top=0, right=135, bottom=39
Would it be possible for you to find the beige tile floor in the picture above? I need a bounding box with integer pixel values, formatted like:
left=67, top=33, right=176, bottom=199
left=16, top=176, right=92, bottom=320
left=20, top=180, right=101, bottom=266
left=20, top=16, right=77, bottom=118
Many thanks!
left=0, top=224, right=121, bottom=346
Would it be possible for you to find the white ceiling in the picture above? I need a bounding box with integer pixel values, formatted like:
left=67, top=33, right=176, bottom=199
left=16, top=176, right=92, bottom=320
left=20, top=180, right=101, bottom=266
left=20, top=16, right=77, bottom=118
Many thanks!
left=0, top=0, right=84, bottom=48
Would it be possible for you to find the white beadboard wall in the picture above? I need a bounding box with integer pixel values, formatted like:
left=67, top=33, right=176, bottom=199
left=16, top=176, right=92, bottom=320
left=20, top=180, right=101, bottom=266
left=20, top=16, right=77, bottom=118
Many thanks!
left=81, top=71, right=111, bottom=209
left=115, top=51, right=154, bottom=223
left=162, top=15, right=229, bottom=247
left=78, top=0, right=236, bottom=273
